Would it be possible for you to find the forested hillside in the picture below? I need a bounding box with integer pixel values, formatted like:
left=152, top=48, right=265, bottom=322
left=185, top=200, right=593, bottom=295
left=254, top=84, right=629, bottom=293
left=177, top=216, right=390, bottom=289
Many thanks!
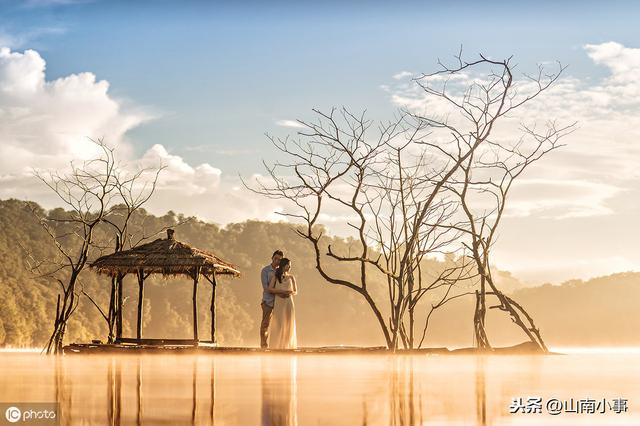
left=1, top=198, right=638, bottom=349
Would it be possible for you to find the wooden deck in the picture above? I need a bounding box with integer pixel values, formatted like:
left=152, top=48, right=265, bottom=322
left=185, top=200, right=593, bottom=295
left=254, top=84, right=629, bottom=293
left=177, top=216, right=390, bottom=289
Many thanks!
left=62, top=341, right=554, bottom=355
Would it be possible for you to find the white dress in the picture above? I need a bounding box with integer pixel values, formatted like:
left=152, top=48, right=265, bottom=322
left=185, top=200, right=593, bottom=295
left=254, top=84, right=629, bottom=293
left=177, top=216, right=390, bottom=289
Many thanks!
left=268, top=276, right=297, bottom=349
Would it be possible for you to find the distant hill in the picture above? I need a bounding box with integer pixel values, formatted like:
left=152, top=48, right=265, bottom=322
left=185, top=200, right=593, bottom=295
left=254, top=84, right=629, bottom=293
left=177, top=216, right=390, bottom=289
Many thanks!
left=0, top=198, right=638, bottom=349
left=420, top=272, right=640, bottom=348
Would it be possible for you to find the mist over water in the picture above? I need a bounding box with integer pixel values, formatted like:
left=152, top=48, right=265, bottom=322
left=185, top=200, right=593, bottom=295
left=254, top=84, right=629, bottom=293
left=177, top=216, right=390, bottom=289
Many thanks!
left=1, top=350, right=638, bottom=425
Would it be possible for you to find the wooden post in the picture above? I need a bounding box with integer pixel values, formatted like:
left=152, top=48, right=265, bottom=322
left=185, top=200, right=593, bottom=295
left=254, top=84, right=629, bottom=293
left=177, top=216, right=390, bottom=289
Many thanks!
left=116, top=273, right=124, bottom=340
left=109, top=275, right=116, bottom=341
left=108, top=236, right=120, bottom=343
left=210, top=272, right=217, bottom=343
left=193, top=267, right=200, bottom=341
left=137, top=269, right=145, bottom=340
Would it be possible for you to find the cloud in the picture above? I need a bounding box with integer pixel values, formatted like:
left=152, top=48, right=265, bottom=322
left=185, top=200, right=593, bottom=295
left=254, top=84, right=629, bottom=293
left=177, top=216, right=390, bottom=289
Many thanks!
left=584, top=42, right=640, bottom=84
left=0, top=47, right=146, bottom=177
left=386, top=42, right=640, bottom=220
left=392, top=71, right=413, bottom=80
left=138, top=145, right=283, bottom=224
left=0, top=27, right=66, bottom=49
left=183, top=145, right=260, bottom=156
left=0, top=32, right=18, bottom=48
left=275, top=119, right=305, bottom=128
left=0, top=47, right=282, bottom=225
left=505, top=179, right=623, bottom=219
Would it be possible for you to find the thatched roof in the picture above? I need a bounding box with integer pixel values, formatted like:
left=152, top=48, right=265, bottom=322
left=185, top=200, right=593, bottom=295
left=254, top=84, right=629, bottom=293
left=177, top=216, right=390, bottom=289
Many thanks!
left=90, top=229, right=240, bottom=277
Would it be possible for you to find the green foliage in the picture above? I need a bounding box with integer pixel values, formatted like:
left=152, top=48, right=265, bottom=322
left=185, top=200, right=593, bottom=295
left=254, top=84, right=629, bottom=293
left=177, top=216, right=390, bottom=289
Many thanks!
left=0, top=199, right=389, bottom=348
left=1, top=198, right=638, bottom=348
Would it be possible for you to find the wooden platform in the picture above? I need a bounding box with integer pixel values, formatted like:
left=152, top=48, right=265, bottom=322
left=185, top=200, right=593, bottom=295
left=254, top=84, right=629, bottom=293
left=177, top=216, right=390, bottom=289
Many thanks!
left=62, top=341, right=556, bottom=355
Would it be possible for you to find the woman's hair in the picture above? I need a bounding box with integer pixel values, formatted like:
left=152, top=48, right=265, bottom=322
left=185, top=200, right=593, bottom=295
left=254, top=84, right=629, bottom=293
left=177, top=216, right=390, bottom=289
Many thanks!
left=275, top=258, right=290, bottom=283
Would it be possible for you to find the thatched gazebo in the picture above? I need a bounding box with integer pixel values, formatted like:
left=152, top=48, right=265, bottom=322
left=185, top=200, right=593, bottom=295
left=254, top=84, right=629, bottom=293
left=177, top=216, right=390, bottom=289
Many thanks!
left=90, top=228, right=240, bottom=346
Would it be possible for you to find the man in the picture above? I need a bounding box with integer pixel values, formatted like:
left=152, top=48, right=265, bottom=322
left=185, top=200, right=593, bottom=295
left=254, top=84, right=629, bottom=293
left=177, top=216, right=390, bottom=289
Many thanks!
left=260, top=250, right=292, bottom=348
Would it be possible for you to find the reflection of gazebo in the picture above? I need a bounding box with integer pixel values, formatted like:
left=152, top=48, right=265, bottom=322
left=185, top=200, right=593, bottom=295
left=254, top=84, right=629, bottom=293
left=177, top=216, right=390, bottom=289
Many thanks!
left=90, top=228, right=240, bottom=346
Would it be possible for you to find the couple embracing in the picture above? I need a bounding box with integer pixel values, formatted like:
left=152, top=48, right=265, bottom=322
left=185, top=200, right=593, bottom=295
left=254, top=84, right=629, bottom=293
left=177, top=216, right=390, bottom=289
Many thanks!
left=260, top=250, right=298, bottom=350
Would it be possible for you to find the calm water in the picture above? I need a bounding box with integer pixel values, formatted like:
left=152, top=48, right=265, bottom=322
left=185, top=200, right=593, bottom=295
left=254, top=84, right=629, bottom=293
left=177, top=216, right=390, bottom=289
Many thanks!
left=0, top=349, right=638, bottom=425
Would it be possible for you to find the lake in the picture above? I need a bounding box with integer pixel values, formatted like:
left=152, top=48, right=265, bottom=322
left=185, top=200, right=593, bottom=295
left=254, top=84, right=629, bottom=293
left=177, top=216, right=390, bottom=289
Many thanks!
left=0, top=348, right=638, bottom=425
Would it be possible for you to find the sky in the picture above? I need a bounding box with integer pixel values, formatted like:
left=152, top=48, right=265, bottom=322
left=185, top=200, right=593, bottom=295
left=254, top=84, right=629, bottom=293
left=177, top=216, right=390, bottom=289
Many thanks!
left=1, top=0, right=640, bottom=284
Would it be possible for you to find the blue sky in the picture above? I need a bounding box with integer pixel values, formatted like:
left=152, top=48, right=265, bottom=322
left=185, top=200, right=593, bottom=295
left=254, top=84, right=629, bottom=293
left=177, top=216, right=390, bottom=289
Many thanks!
left=2, top=0, right=637, bottom=170
left=2, top=0, right=640, bottom=283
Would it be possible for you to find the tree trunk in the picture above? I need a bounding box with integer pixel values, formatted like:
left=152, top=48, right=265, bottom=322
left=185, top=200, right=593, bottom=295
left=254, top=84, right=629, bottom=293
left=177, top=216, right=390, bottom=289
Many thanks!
left=474, top=290, right=491, bottom=350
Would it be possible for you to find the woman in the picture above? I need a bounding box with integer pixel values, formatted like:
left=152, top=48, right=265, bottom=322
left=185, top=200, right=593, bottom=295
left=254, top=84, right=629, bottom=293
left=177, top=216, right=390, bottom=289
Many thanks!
left=267, top=258, right=298, bottom=350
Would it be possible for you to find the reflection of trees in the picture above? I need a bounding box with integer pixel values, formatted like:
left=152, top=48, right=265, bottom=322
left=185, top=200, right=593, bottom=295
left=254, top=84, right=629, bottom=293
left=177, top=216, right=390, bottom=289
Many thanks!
left=383, top=355, right=486, bottom=425
left=55, top=356, right=73, bottom=426
left=261, top=356, right=298, bottom=426
left=388, top=357, right=423, bottom=425
left=475, top=356, right=487, bottom=426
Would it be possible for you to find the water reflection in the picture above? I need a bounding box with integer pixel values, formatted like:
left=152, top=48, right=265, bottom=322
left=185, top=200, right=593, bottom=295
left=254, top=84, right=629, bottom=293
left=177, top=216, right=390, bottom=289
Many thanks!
left=54, top=355, right=73, bottom=426
left=137, top=358, right=143, bottom=425
left=475, top=356, right=486, bottom=426
left=388, top=356, right=423, bottom=425
left=210, top=356, right=216, bottom=423
left=1, top=351, right=639, bottom=424
left=261, top=356, right=298, bottom=426
left=106, top=357, right=123, bottom=425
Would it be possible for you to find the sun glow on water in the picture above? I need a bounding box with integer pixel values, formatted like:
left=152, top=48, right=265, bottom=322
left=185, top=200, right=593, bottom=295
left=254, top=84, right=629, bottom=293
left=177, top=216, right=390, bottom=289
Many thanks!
left=549, top=346, right=640, bottom=354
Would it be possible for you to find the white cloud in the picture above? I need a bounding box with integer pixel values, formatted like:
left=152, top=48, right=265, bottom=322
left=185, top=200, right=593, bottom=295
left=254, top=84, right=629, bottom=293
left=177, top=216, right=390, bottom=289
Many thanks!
left=392, top=71, right=413, bottom=80
left=4, top=42, right=640, bottom=256
left=0, top=27, right=66, bottom=49
left=584, top=42, right=640, bottom=85
left=275, top=119, right=305, bottom=128
left=0, top=47, right=282, bottom=225
left=505, top=179, right=623, bottom=219
left=387, top=43, right=640, bottom=220
left=0, top=47, right=146, bottom=177
left=138, top=146, right=283, bottom=224
left=0, top=32, right=17, bottom=48
left=183, top=145, right=260, bottom=156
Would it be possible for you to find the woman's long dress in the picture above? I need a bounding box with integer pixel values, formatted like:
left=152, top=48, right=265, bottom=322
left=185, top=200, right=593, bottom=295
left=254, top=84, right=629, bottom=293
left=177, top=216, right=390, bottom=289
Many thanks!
left=268, top=276, right=297, bottom=349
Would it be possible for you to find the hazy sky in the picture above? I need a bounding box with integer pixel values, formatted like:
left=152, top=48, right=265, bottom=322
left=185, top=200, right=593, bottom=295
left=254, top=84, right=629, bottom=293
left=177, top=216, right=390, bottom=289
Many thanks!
left=1, top=0, right=640, bottom=284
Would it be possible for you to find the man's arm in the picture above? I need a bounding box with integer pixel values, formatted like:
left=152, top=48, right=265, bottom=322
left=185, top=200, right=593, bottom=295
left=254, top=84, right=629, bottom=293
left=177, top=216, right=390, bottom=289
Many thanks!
left=267, top=273, right=292, bottom=295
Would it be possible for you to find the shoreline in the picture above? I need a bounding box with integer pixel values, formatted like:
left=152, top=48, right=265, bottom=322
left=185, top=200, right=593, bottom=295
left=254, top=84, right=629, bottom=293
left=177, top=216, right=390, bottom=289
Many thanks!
left=58, top=340, right=561, bottom=355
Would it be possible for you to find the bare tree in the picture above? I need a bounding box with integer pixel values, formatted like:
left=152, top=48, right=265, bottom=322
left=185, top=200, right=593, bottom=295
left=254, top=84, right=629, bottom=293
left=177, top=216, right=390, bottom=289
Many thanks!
left=248, top=50, right=573, bottom=351
left=411, top=50, right=576, bottom=351
left=24, top=138, right=169, bottom=353
left=245, top=109, right=476, bottom=349
left=444, top=121, right=575, bottom=351
left=80, top=163, right=166, bottom=343
left=361, top=136, right=477, bottom=348
left=27, top=139, right=119, bottom=354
